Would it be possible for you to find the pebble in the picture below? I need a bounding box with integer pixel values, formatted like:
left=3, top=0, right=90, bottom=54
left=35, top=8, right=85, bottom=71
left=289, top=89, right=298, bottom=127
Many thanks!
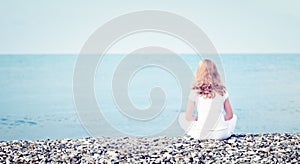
left=227, top=138, right=236, bottom=144
left=258, top=147, right=270, bottom=153
left=0, top=133, right=299, bottom=163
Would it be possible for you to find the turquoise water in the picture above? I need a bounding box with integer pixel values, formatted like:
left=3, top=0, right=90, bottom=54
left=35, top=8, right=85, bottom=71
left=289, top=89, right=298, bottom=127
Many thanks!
left=0, top=54, right=299, bottom=140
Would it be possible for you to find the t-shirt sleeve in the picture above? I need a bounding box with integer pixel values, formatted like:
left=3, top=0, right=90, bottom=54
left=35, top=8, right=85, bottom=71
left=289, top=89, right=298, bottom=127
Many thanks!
left=224, top=91, right=229, bottom=99
left=188, top=89, right=197, bottom=102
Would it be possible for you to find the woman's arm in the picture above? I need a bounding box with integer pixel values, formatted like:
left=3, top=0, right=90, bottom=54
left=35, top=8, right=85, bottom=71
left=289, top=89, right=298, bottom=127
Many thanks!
left=224, top=98, right=233, bottom=121
left=185, top=99, right=197, bottom=121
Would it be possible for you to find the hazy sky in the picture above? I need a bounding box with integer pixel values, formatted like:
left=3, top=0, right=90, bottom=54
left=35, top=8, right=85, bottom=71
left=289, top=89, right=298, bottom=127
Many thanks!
left=1, top=0, right=300, bottom=54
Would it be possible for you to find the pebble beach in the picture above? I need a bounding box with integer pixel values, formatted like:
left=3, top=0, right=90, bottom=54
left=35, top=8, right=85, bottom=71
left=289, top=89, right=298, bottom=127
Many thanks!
left=0, top=133, right=299, bottom=163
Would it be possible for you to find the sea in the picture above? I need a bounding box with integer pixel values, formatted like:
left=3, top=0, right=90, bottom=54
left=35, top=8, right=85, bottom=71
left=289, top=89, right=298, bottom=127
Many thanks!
left=0, top=54, right=299, bottom=141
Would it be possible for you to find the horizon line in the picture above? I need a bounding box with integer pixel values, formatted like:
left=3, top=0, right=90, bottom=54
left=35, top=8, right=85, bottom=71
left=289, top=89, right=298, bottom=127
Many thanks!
left=0, top=52, right=299, bottom=55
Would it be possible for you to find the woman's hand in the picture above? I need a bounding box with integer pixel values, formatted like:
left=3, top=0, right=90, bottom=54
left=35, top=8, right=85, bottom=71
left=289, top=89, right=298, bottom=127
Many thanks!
left=224, top=114, right=232, bottom=121
left=194, top=115, right=198, bottom=121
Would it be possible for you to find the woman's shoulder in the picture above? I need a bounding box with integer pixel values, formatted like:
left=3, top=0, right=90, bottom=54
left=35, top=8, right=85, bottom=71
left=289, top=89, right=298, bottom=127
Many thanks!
left=223, top=91, right=229, bottom=99
left=214, top=91, right=229, bottom=100
left=188, top=89, right=198, bottom=102
left=189, top=89, right=229, bottom=101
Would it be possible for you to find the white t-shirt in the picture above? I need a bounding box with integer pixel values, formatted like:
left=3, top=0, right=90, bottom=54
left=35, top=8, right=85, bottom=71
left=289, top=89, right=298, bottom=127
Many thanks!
left=187, top=89, right=229, bottom=138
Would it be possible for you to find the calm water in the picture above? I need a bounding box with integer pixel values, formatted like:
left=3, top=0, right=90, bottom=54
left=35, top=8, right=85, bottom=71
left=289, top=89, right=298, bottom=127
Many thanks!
left=0, top=54, right=299, bottom=140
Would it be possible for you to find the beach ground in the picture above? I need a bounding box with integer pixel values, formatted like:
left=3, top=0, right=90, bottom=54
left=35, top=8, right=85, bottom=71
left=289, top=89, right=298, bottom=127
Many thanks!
left=0, top=133, right=299, bottom=163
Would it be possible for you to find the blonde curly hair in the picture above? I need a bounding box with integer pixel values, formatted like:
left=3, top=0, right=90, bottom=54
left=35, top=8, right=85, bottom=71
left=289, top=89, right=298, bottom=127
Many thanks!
left=192, top=59, right=226, bottom=99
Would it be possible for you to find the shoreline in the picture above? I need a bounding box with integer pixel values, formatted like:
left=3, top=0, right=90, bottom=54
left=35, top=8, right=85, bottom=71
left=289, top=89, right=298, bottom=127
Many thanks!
left=0, top=133, right=299, bottom=163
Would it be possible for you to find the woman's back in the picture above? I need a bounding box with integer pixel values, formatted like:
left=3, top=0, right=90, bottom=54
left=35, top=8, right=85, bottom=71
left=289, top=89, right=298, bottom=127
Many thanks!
left=186, top=90, right=236, bottom=139
left=190, top=90, right=228, bottom=131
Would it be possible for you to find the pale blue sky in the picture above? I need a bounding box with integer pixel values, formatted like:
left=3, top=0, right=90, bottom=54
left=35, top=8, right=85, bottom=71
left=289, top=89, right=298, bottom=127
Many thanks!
left=0, top=0, right=300, bottom=54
